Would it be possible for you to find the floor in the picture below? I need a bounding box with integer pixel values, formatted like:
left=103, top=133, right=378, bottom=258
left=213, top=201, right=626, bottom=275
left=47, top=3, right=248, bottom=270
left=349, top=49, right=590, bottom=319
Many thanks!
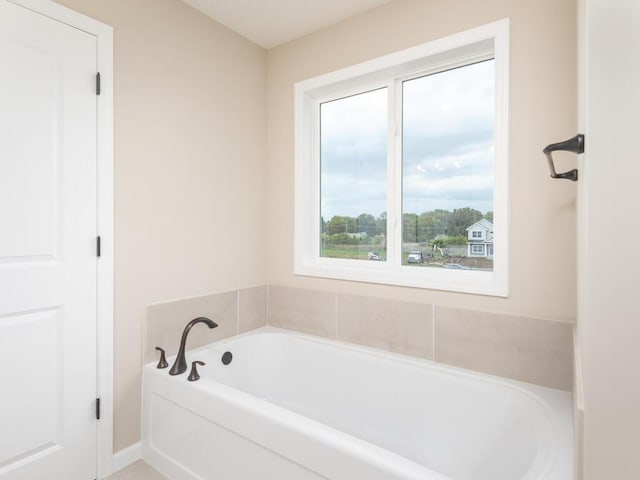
left=106, top=461, right=168, bottom=480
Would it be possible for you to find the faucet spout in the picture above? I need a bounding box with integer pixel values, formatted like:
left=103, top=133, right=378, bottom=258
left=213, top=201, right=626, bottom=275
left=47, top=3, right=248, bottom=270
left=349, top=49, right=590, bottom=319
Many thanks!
left=169, top=317, right=218, bottom=375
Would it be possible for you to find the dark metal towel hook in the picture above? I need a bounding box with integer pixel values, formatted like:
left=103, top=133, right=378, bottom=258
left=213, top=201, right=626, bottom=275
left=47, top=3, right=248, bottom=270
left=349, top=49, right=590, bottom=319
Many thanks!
left=543, top=134, right=584, bottom=181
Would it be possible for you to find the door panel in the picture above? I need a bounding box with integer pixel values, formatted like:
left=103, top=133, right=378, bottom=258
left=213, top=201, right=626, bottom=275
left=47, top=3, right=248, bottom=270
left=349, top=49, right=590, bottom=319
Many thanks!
left=0, top=309, right=61, bottom=465
left=0, top=34, right=57, bottom=260
left=0, top=1, right=98, bottom=479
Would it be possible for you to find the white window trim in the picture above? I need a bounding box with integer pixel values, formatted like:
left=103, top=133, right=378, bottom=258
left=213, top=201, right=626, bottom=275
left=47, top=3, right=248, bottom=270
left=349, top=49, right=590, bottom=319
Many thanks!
left=295, top=19, right=509, bottom=297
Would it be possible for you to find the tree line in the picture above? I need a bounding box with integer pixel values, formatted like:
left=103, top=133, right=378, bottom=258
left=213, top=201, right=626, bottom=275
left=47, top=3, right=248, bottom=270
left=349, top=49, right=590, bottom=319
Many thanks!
left=322, top=208, right=493, bottom=244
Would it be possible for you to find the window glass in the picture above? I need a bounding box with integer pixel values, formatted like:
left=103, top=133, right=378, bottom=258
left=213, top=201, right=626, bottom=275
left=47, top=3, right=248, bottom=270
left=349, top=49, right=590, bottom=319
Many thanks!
left=402, top=60, right=495, bottom=271
left=320, top=88, right=388, bottom=261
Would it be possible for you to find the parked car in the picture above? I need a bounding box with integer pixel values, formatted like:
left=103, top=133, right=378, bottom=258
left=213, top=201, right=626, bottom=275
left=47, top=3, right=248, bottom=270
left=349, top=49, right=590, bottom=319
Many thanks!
left=443, top=263, right=470, bottom=270
left=367, top=251, right=382, bottom=261
left=407, top=250, right=425, bottom=263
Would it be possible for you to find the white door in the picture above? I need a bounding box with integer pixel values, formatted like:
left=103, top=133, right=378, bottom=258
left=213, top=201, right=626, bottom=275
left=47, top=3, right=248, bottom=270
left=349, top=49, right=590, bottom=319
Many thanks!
left=0, top=1, right=98, bottom=479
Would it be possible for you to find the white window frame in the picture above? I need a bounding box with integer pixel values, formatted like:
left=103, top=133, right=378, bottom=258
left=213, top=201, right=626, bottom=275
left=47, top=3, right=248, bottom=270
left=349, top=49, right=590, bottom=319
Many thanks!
left=294, top=19, right=509, bottom=297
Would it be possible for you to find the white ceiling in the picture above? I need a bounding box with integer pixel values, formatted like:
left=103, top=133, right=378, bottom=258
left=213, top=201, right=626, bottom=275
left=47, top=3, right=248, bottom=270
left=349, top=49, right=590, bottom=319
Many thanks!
left=181, top=0, right=393, bottom=49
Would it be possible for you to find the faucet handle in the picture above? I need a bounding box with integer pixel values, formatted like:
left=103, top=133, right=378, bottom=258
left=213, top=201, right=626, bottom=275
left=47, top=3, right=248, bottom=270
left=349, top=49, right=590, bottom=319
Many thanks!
left=188, top=360, right=205, bottom=382
left=155, top=347, right=168, bottom=369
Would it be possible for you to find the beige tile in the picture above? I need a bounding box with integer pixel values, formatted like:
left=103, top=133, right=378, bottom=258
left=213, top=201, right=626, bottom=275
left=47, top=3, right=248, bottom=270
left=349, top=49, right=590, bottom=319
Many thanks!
left=239, top=285, right=267, bottom=333
left=145, top=290, right=238, bottom=364
left=267, top=285, right=336, bottom=338
left=106, top=461, right=168, bottom=480
left=337, top=294, right=433, bottom=359
left=434, top=307, right=573, bottom=390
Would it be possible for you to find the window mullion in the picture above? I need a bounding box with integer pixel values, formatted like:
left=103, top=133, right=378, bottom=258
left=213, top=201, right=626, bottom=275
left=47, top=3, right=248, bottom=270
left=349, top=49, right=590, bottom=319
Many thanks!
left=384, top=79, right=403, bottom=268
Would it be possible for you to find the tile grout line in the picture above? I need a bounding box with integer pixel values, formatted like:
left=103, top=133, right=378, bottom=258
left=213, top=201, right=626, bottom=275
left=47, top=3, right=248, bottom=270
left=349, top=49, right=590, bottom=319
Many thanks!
left=334, top=292, right=338, bottom=339
left=265, top=284, right=270, bottom=327
left=236, top=288, right=240, bottom=334
left=432, top=304, right=436, bottom=362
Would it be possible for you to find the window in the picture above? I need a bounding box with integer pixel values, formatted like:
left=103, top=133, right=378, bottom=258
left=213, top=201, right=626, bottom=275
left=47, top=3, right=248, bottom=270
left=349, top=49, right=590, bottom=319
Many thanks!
left=320, top=88, right=388, bottom=261
left=295, top=20, right=509, bottom=296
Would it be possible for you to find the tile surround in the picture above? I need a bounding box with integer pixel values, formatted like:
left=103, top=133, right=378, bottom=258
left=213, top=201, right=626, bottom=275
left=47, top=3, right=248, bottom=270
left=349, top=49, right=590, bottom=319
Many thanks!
left=239, top=285, right=267, bottom=333
left=337, top=293, right=433, bottom=360
left=145, top=284, right=573, bottom=391
left=267, top=285, right=574, bottom=391
left=145, top=287, right=266, bottom=364
left=267, top=285, right=336, bottom=338
left=434, top=306, right=573, bottom=390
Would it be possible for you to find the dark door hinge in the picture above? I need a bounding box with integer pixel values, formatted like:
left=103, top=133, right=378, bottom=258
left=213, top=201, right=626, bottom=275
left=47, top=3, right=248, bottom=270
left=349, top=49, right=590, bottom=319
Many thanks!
left=96, top=398, right=101, bottom=420
left=96, top=72, right=101, bottom=95
left=96, top=236, right=101, bottom=257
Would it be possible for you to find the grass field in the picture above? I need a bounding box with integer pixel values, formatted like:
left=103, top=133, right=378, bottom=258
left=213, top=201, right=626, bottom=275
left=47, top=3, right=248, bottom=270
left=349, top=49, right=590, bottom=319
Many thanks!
left=320, top=246, right=382, bottom=260
left=320, top=245, right=493, bottom=270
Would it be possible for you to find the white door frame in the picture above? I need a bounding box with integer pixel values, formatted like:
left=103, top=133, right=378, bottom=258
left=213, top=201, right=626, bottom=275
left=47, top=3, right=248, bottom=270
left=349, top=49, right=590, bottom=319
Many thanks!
left=6, top=0, right=114, bottom=477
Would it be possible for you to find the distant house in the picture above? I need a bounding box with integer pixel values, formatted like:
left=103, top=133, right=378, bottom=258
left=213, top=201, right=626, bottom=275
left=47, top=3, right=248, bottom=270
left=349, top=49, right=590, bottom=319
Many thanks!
left=466, top=219, right=494, bottom=258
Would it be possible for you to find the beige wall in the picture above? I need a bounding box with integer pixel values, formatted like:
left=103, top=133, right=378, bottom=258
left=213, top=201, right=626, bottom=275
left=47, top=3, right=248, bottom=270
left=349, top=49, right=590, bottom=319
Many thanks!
left=267, top=0, right=577, bottom=321
left=52, top=0, right=579, bottom=455
left=53, top=0, right=267, bottom=451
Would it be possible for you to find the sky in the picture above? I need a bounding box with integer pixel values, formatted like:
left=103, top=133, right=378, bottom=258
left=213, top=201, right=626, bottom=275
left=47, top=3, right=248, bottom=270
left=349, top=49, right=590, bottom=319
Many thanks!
left=320, top=59, right=495, bottom=220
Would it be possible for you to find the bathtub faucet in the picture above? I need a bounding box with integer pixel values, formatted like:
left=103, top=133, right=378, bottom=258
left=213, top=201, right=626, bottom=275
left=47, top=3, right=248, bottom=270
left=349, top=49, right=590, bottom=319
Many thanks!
left=169, top=317, right=218, bottom=375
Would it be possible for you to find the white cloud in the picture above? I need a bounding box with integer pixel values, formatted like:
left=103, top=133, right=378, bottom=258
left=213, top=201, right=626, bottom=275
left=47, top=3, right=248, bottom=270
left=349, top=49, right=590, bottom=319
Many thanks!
left=320, top=60, right=495, bottom=219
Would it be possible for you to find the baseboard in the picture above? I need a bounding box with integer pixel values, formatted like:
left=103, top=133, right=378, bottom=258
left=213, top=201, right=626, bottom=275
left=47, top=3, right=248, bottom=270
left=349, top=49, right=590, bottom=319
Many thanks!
left=112, top=441, right=142, bottom=473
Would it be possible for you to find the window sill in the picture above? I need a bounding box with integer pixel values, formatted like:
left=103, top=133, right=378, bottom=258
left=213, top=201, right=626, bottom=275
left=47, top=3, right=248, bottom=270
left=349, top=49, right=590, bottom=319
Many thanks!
left=294, top=259, right=508, bottom=297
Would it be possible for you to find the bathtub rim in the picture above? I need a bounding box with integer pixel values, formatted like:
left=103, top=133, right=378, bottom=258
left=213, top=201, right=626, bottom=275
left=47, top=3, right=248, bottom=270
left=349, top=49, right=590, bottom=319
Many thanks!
left=143, top=326, right=573, bottom=480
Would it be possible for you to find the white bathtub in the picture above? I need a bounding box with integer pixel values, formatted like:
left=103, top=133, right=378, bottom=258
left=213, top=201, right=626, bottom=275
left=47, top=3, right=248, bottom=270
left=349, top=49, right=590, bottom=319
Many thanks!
left=141, top=327, right=573, bottom=480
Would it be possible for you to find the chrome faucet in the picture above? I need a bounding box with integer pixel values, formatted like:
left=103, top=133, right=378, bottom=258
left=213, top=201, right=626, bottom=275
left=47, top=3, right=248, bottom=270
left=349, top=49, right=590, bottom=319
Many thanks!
left=169, top=317, right=218, bottom=375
